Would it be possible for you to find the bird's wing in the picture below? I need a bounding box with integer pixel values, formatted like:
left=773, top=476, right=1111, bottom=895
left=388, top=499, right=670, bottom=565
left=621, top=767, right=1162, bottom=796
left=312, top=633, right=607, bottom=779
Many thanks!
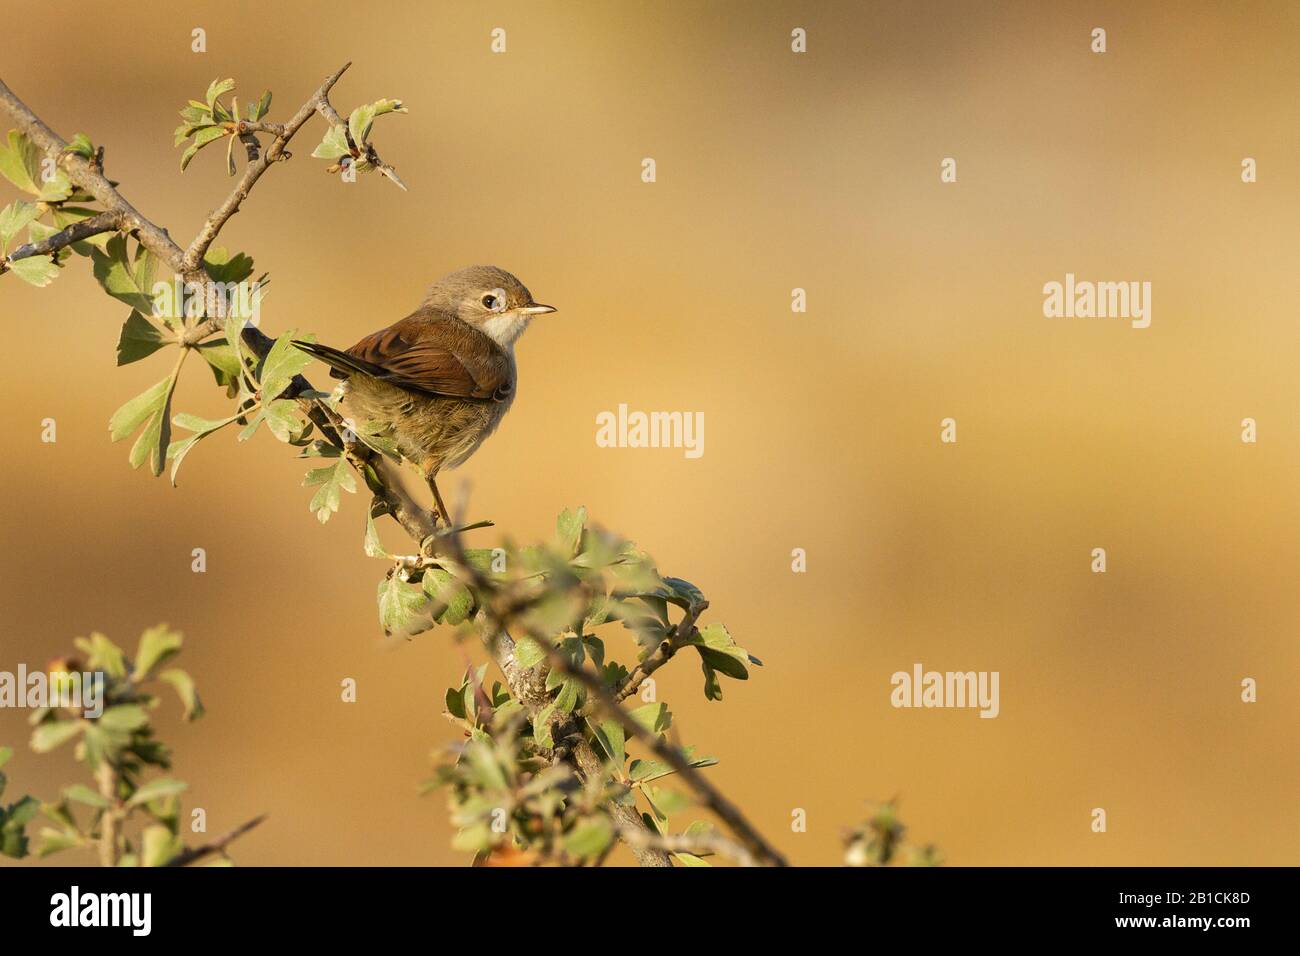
left=341, top=314, right=512, bottom=401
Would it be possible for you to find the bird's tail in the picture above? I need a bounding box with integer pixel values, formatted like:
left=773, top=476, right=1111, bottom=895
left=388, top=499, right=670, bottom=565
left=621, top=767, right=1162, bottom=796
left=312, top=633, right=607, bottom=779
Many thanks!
left=291, top=340, right=384, bottom=381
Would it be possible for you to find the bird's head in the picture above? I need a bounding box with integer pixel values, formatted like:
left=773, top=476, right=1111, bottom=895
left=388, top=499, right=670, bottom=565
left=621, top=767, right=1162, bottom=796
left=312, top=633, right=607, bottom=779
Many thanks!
left=423, top=265, right=556, bottom=348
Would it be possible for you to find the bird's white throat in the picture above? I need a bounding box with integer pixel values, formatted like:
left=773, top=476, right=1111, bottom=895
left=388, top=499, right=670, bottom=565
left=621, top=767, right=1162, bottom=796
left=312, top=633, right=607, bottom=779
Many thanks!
left=480, top=312, right=532, bottom=350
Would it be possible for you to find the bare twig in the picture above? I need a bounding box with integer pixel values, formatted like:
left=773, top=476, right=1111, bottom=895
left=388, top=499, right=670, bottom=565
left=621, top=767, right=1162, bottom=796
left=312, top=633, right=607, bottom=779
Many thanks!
left=165, top=813, right=267, bottom=867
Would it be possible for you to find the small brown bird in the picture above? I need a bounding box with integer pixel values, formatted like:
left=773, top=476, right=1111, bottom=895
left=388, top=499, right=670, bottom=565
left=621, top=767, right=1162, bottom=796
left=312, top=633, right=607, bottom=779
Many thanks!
left=293, top=265, right=555, bottom=524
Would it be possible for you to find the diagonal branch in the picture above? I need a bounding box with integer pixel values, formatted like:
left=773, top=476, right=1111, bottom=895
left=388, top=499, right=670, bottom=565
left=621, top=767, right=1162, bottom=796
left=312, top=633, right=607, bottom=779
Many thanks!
left=0, top=78, right=185, bottom=273
left=180, top=62, right=351, bottom=275
left=165, top=813, right=267, bottom=867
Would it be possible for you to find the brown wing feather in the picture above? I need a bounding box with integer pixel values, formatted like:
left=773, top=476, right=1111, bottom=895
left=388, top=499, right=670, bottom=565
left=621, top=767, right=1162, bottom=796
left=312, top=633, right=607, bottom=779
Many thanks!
left=342, top=310, right=512, bottom=401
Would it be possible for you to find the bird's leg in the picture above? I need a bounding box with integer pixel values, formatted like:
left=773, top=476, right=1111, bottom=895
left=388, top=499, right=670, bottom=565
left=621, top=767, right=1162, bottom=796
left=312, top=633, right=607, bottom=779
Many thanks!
left=421, top=460, right=449, bottom=529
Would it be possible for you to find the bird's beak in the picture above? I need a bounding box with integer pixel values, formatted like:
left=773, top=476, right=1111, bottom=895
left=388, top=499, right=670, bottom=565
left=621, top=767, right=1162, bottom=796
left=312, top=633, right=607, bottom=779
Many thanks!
left=520, top=303, right=557, bottom=315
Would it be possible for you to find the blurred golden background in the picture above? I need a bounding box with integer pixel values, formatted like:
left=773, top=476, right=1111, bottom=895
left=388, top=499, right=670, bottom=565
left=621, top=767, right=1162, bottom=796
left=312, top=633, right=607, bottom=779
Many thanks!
left=2, top=0, right=1298, bottom=866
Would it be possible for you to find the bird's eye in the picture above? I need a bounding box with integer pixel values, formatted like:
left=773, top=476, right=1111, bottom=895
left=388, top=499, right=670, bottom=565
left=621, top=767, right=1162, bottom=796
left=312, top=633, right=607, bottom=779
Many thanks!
left=481, top=289, right=507, bottom=312
left=481, top=294, right=496, bottom=309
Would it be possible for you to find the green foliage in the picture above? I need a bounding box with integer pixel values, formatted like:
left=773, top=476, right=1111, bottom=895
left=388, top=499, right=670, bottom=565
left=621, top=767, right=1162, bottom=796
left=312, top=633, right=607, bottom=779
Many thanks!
left=427, top=714, right=621, bottom=865
left=174, top=78, right=271, bottom=175
left=108, top=373, right=178, bottom=477
left=311, top=97, right=407, bottom=176
left=0, top=747, right=39, bottom=859
left=421, top=508, right=756, bottom=864
left=11, top=626, right=236, bottom=866
left=91, top=233, right=158, bottom=312
left=305, top=457, right=356, bottom=524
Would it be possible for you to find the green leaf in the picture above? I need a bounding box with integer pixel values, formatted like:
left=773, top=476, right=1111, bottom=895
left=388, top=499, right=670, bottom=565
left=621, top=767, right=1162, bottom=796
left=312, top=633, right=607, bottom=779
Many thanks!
left=36, top=168, right=73, bottom=203
left=262, top=398, right=305, bottom=442
left=63, top=783, right=109, bottom=808
left=90, top=234, right=158, bottom=312
left=0, top=745, right=11, bottom=770
left=311, top=124, right=351, bottom=160
left=109, top=376, right=171, bottom=441
left=205, top=78, right=235, bottom=109
left=260, top=334, right=312, bottom=400
left=36, top=828, right=81, bottom=858
left=421, top=569, right=473, bottom=625
left=179, top=126, right=226, bottom=171
left=593, top=720, right=625, bottom=768
left=348, top=104, right=377, bottom=147
left=250, top=90, right=272, bottom=121
left=202, top=247, right=255, bottom=284
left=628, top=702, right=672, bottom=736
left=128, top=777, right=188, bottom=807
left=198, top=342, right=241, bottom=388
left=377, top=574, right=430, bottom=636
left=140, top=824, right=182, bottom=867
left=0, top=200, right=40, bottom=249
left=628, top=749, right=717, bottom=783
left=372, top=98, right=407, bottom=118
left=364, top=503, right=390, bottom=558
left=132, top=624, right=183, bottom=681
left=158, top=669, right=204, bottom=721
left=532, top=703, right=556, bottom=749
left=0, top=130, right=40, bottom=194
left=1, top=796, right=39, bottom=858
left=8, top=256, right=59, bottom=287
left=115, top=311, right=169, bottom=365
left=513, top=635, right=547, bottom=669
left=304, top=458, right=356, bottom=523
left=128, top=396, right=174, bottom=476
left=563, top=816, right=613, bottom=858
left=643, top=785, right=690, bottom=818
left=30, top=720, right=84, bottom=753
left=98, top=704, right=149, bottom=733
left=189, top=423, right=229, bottom=469
left=555, top=507, right=586, bottom=558
left=445, top=685, right=467, bottom=720
left=683, top=622, right=756, bottom=700
left=553, top=677, right=581, bottom=714
left=63, top=133, right=95, bottom=159
left=73, top=632, right=127, bottom=678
